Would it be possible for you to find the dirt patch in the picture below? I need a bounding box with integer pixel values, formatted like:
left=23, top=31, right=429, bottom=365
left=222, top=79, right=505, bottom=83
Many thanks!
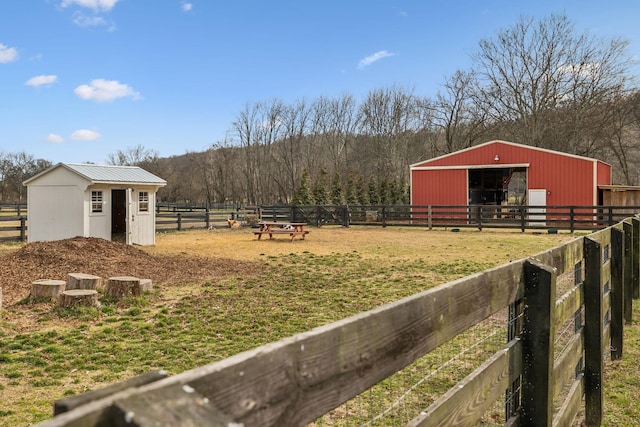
left=0, top=236, right=261, bottom=307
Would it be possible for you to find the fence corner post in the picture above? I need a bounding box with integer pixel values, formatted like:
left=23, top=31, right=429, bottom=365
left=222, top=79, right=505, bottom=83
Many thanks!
left=584, top=236, right=603, bottom=426
left=521, top=258, right=556, bottom=427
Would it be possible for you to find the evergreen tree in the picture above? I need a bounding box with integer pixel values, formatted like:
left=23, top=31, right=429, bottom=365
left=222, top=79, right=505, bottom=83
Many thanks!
left=344, top=172, right=358, bottom=204
left=312, top=169, right=330, bottom=205
left=378, top=178, right=390, bottom=205
left=291, top=168, right=313, bottom=205
left=331, top=171, right=343, bottom=205
left=368, top=177, right=379, bottom=205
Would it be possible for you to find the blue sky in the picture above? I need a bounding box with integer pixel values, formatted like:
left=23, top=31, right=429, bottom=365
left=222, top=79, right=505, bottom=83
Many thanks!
left=2, top=1, right=640, bottom=164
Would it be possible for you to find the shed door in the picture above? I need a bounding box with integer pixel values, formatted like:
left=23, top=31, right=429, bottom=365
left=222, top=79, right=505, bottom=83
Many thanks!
left=528, top=189, right=547, bottom=227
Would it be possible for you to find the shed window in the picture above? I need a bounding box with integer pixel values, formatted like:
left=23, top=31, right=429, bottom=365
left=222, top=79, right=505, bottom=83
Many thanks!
left=139, top=191, right=149, bottom=212
left=91, top=191, right=103, bottom=213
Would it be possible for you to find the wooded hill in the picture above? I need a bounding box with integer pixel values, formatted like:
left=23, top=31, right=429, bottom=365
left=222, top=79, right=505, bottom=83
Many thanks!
left=2, top=14, right=640, bottom=206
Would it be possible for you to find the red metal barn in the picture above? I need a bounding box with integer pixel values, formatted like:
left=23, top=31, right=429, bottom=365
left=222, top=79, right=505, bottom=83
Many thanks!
left=410, top=140, right=611, bottom=225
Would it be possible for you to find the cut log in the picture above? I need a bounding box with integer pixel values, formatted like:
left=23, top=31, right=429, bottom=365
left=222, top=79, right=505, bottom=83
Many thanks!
left=31, top=279, right=66, bottom=300
left=59, top=290, right=100, bottom=308
left=139, top=279, right=153, bottom=293
left=67, top=273, right=102, bottom=290
left=106, top=276, right=141, bottom=298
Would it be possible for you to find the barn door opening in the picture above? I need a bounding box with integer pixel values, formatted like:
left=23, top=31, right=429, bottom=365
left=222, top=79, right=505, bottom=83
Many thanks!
left=111, top=189, right=126, bottom=242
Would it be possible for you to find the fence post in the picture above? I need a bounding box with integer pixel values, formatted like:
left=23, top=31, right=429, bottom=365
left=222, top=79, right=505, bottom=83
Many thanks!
left=381, top=206, right=387, bottom=228
left=610, top=228, right=624, bottom=360
left=520, top=206, right=526, bottom=232
left=623, top=221, right=633, bottom=323
left=477, top=206, right=483, bottom=231
left=427, top=205, right=432, bottom=231
left=520, top=259, right=556, bottom=427
left=570, top=207, right=575, bottom=233
left=633, top=218, right=640, bottom=299
left=177, top=213, right=182, bottom=231
left=205, top=208, right=210, bottom=230
left=584, top=236, right=603, bottom=426
left=19, top=216, right=26, bottom=242
left=608, top=207, right=614, bottom=226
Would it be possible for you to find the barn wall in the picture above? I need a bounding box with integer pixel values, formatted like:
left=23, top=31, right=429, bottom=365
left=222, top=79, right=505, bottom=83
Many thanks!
left=411, top=141, right=608, bottom=207
left=411, top=169, right=467, bottom=205
left=597, top=161, right=612, bottom=186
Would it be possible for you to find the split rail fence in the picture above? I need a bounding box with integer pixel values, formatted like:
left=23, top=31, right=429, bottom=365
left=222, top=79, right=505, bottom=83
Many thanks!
left=34, top=218, right=639, bottom=426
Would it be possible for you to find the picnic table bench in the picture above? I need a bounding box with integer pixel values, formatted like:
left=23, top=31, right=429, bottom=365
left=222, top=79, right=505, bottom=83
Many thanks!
left=253, top=222, right=309, bottom=241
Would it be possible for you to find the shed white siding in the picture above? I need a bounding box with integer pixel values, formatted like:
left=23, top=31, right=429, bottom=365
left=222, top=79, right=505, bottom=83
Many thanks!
left=28, top=185, right=84, bottom=242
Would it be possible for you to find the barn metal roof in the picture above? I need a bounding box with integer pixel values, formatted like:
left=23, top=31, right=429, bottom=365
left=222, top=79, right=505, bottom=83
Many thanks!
left=24, top=163, right=167, bottom=186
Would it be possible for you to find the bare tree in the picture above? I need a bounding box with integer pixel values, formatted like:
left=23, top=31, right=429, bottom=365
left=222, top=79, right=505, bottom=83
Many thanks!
left=433, top=70, right=487, bottom=154
left=272, top=99, right=312, bottom=203
left=472, top=14, right=633, bottom=153
left=4, top=152, right=51, bottom=202
left=312, top=94, right=359, bottom=177
left=358, top=85, right=421, bottom=181
left=107, top=144, right=159, bottom=166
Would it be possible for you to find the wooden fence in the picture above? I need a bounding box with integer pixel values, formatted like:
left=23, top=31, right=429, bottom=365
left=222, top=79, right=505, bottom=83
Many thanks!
left=2, top=204, right=639, bottom=242
left=32, top=218, right=639, bottom=426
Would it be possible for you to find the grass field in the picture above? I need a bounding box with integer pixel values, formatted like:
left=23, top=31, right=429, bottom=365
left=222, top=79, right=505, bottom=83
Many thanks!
left=0, top=226, right=638, bottom=426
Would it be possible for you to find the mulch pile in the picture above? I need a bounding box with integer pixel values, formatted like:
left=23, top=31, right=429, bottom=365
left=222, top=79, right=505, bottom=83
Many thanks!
left=0, top=237, right=259, bottom=306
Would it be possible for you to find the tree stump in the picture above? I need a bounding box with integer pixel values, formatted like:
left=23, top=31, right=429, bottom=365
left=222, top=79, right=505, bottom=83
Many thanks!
left=31, top=280, right=66, bottom=301
left=106, top=276, right=141, bottom=298
left=139, top=279, right=153, bottom=293
left=67, top=273, right=102, bottom=290
left=59, top=290, right=99, bottom=308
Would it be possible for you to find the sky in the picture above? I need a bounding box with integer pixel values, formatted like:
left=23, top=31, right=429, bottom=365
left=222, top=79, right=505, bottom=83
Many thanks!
left=2, top=1, right=640, bottom=165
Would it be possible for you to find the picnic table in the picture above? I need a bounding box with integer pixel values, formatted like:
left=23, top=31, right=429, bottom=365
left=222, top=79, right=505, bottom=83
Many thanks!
left=253, top=221, right=309, bottom=241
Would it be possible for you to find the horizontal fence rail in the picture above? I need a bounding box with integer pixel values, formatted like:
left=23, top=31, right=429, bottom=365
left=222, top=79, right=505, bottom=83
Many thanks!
left=33, top=218, right=639, bottom=426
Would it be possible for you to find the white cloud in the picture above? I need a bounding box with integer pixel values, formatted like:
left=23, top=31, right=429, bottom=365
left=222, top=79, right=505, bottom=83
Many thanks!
left=25, top=75, right=58, bottom=87
left=47, top=133, right=65, bottom=143
left=74, top=79, right=141, bottom=102
left=0, top=43, right=18, bottom=63
left=70, top=129, right=101, bottom=141
left=60, top=0, right=120, bottom=12
left=182, top=2, right=193, bottom=12
left=73, top=12, right=107, bottom=27
left=357, top=50, right=395, bottom=70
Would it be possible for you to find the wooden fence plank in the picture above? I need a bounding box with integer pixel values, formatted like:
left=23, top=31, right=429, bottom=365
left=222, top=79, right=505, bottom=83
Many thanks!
left=554, top=285, right=583, bottom=332
left=552, top=331, right=583, bottom=401
left=407, top=339, right=522, bottom=427
left=54, top=370, right=168, bottom=415
left=529, top=236, right=583, bottom=276
left=552, top=376, right=584, bottom=427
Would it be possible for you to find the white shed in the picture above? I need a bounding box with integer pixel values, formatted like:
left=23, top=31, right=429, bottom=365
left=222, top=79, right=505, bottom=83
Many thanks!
left=23, top=163, right=167, bottom=245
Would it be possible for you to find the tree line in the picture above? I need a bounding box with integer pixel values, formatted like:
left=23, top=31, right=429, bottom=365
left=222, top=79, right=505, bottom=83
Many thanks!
left=3, top=14, right=640, bottom=205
